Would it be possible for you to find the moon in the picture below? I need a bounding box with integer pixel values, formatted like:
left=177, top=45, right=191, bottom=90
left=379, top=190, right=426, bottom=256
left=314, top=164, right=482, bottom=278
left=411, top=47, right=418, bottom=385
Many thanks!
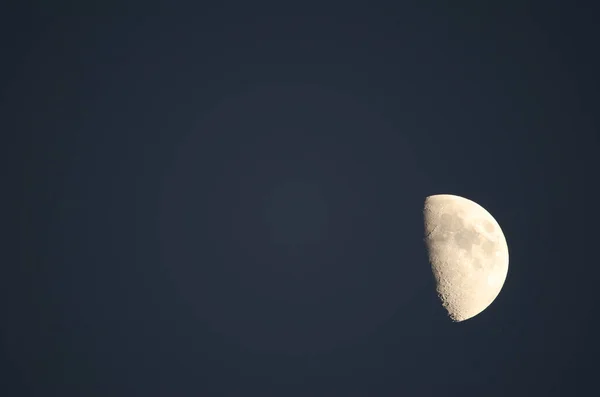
left=423, top=194, right=509, bottom=322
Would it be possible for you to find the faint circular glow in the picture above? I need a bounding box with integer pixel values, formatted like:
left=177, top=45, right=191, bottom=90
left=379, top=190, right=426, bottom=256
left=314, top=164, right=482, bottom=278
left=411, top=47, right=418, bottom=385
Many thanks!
left=158, top=83, right=428, bottom=354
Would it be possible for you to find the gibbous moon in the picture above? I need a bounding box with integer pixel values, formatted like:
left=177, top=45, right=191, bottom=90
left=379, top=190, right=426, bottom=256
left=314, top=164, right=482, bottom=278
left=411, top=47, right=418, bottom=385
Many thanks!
left=423, top=194, right=509, bottom=322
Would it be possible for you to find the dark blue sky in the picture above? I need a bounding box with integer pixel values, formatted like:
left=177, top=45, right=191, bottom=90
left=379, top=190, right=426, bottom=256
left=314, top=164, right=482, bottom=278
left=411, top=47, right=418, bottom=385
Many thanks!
left=3, top=3, right=599, bottom=396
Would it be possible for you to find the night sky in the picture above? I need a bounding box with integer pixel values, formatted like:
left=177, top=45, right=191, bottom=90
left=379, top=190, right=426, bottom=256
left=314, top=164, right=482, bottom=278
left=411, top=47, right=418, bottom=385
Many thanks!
left=3, top=3, right=599, bottom=396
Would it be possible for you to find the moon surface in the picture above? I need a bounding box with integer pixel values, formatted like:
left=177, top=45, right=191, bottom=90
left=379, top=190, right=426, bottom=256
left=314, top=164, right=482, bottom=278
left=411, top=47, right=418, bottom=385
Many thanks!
left=423, top=194, right=509, bottom=322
